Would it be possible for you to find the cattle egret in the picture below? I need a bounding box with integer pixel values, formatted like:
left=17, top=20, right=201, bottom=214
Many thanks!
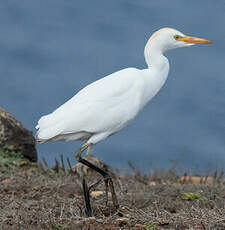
left=36, top=28, right=211, bottom=216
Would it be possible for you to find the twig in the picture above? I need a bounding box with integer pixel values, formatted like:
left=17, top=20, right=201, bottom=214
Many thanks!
left=38, top=162, right=46, bottom=173
left=54, top=158, right=59, bottom=173
left=42, top=157, right=49, bottom=169
left=60, top=154, right=65, bottom=173
left=67, top=157, right=73, bottom=174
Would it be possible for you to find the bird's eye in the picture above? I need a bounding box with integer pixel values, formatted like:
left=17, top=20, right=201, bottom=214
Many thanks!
left=174, top=35, right=181, bottom=40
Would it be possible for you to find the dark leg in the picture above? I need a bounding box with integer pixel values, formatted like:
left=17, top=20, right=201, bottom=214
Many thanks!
left=82, top=169, right=92, bottom=217
left=89, top=178, right=104, bottom=192
left=104, top=178, right=109, bottom=206
left=75, top=143, right=119, bottom=216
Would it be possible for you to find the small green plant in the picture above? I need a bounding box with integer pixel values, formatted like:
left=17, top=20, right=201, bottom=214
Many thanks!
left=0, top=148, right=23, bottom=167
left=143, top=223, right=157, bottom=230
left=0, top=147, right=36, bottom=175
left=181, top=192, right=207, bottom=201
left=54, top=223, right=70, bottom=230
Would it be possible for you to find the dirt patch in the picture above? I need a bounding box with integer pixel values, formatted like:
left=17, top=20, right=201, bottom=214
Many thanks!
left=0, top=156, right=225, bottom=229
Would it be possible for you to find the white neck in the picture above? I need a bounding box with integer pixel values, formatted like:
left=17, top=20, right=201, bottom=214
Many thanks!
left=139, top=38, right=170, bottom=108
left=144, top=38, right=169, bottom=70
left=144, top=39, right=170, bottom=89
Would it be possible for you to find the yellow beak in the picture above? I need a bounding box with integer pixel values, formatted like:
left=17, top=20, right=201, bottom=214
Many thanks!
left=178, top=36, right=212, bottom=44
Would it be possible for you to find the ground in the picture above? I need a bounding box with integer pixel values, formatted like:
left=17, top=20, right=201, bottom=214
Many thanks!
left=0, top=149, right=225, bottom=230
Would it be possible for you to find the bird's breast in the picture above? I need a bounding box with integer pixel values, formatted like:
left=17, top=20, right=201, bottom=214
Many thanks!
left=139, top=67, right=169, bottom=109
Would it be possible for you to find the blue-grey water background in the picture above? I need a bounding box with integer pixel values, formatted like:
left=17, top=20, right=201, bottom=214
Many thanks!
left=1, top=0, right=225, bottom=174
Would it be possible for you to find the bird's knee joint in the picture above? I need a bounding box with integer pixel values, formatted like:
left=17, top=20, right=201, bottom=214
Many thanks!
left=75, top=152, right=82, bottom=161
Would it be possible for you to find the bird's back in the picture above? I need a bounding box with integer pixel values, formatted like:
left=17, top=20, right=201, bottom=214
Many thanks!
left=36, top=68, right=145, bottom=143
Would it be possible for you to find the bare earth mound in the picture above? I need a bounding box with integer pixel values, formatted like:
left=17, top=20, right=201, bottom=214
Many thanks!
left=0, top=154, right=225, bottom=230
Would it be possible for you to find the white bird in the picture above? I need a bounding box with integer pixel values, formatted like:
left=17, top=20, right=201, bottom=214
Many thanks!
left=36, top=27, right=211, bottom=216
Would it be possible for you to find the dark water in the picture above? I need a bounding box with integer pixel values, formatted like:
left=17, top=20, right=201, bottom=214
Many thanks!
left=1, top=0, right=225, bottom=173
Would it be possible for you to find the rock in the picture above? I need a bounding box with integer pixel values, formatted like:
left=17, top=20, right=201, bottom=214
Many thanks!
left=84, top=217, right=96, bottom=224
left=0, top=108, right=37, bottom=162
left=76, top=217, right=96, bottom=225
left=90, top=190, right=104, bottom=198
left=134, top=223, right=144, bottom=228
left=116, top=217, right=129, bottom=226
left=149, top=181, right=157, bottom=186
left=0, top=178, right=12, bottom=184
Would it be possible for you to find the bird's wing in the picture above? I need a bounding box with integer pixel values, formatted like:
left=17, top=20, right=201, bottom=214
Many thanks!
left=36, top=68, right=144, bottom=140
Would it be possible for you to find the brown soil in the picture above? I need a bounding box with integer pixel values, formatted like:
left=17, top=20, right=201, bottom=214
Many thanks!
left=0, top=162, right=225, bottom=230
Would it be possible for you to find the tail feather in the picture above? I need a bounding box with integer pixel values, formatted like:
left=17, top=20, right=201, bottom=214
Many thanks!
left=35, top=113, right=64, bottom=142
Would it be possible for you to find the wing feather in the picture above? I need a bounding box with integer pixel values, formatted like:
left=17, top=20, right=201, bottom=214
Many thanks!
left=36, top=68, right=143, bottom=141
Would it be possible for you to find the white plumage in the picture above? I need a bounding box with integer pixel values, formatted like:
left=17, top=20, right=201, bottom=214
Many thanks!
left=36, top=28, right=211, bottom=147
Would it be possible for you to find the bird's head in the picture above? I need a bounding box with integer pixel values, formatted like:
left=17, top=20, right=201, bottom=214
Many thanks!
left=146, top=27, right=212, bottom=53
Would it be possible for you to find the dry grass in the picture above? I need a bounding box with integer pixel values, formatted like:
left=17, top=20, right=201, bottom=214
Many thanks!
left=0, top=152, right=225, bottom=229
